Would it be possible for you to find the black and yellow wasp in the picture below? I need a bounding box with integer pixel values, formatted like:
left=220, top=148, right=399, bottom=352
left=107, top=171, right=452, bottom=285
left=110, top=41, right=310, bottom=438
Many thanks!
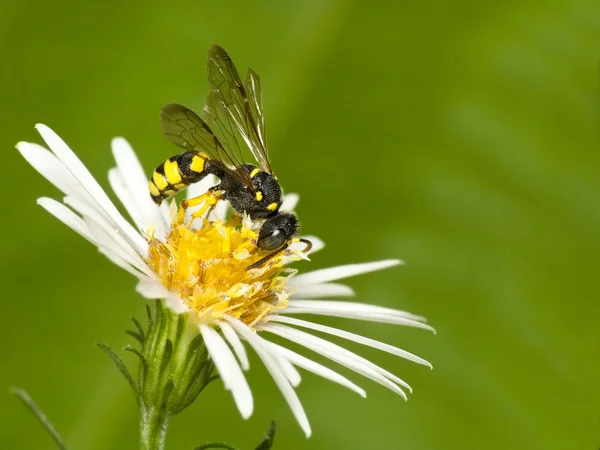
left=149, top=45, right=310, bottom=268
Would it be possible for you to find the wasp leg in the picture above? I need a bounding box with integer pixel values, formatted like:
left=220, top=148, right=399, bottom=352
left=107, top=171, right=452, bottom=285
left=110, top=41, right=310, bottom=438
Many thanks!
left=178, top=189, right=223, bottom=224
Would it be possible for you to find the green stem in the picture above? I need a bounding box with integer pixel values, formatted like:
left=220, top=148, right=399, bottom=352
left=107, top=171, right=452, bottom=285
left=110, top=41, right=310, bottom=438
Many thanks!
left=140, top=405, right=170, bottom=450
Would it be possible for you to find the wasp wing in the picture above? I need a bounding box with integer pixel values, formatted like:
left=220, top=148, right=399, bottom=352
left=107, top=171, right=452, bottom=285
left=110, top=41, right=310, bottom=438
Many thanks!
left=205, top=45, right=272, bottom=174
left=245, top=68, right=271, bottom=172
left=160, top=103, right=244, bottom=180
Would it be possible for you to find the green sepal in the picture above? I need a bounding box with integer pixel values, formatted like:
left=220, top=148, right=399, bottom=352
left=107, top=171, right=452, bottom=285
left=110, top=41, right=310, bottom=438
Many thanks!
left=139, top=300, right=215, bottom=415
left=132, top=316, right=146, bottom=339
left=126, top=329, right=144, bottom=345
left=159, top=339, right=173, bottom=373
left=101, top=301, right=218, bottom=450
left=97, top=342, right=139, bottom=405
left=124, top=344, right=146, bottom=361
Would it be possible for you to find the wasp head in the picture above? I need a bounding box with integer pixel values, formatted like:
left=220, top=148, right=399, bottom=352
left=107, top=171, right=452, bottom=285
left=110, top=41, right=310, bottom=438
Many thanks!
left=257, top=212, right=299, bottom=250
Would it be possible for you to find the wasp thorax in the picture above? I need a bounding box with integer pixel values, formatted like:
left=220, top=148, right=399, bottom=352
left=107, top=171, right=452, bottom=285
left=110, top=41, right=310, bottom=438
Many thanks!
left=219, top=165, right=283, bottom=220
left=146, top=216, right=302, bottom=327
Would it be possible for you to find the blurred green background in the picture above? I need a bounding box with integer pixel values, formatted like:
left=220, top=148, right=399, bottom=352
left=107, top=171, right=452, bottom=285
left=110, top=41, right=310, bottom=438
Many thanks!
left=2, top=0, right=600, bottom=449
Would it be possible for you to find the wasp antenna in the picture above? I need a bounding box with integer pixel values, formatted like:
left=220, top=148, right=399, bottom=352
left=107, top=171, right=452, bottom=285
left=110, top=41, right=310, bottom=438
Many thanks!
left=299, top=238, right=313, bottom=254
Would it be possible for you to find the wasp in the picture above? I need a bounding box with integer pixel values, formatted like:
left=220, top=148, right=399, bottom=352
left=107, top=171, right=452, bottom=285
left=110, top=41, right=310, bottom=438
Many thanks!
left=149, top=45, right=311, bottom=268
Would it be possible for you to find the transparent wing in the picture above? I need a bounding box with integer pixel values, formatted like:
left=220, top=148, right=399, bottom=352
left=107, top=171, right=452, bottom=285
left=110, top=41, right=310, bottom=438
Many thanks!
left=246, top=68, right=271, bottom=172
left=205, top=44, right=272, bottom=174
left=160, top=103, right=252, bottom=185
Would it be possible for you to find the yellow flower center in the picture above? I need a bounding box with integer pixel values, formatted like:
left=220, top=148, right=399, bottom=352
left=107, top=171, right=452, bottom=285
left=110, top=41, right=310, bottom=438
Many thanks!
left=146, top=215, right=301, bottom=327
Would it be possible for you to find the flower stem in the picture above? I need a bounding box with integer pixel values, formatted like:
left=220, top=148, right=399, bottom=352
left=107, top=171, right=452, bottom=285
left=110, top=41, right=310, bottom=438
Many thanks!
left=140, top=405, right=170, bottom=450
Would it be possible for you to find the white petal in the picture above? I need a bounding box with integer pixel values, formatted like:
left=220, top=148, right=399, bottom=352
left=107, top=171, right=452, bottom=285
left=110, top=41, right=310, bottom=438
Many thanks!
left=163, top=293, right=190, bottom=314
left=282, top=310, right=434, bottom=332
left=159, top=202, right=171, bottom=227
left=65, top=196, right=151, bottom=275
left=261, top=323, right=410, bottom=399
left=211, top=198, right=229, bottom=222
left=285, top=300, right=429, bottom=323
left=291, top=283, right=354, bottom=299
left=98, top=247, right=148, bottom=280
left=23, top=138, right=147, bottom=259
left=109, top=167, right=168, bottom=241
left=281, top=305, right=434, bottom=332
left=36, top=197, right=94, bottom=244
left=37, top=196, right=153, bottom=282
left=22, top=145, right=121, bottom=238
left=19, top=143, right=85, bottom=200
left=226, top=317, right=311, bottom=437
left=273, top=351, right=302, bottom=388
left=290, top=260, right=402, bottom=286
left=267, top=341, right=366, bottom=398
left=269, top=316, right=431, bottom=368
left=186, top=174, right=217, bottom=199
left=199, top=324, right=253, bottom=419
left=35, top=124, right=147, bottom=254
left=280, top=193, right=299, bottom=211
left=136, top=279, right=172, bottom=300
left=108, top=168, right=146, bottom=233
left=111, top=137, right=168, bottom=238
left=83, top=217, right=152, bottom=277
left=219, top=321, right=250, bottom=371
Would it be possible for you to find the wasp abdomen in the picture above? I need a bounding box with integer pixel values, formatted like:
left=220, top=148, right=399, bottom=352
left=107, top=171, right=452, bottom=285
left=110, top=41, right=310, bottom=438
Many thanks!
left=149, top=151, right=220, bottom=204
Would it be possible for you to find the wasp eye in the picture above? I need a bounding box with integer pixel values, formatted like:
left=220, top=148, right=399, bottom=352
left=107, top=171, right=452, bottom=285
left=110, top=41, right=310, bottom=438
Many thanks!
left=258, top=229, right=286, bottom=250
left=258, top=213, right=298, bottom=251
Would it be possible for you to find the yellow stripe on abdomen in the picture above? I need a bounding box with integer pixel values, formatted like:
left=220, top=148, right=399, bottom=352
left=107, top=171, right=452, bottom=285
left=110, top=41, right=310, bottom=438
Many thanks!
left=164, top=159, right=182, bottom=185
left=152, top=171, right=168, bottom=190
left=148, top=180, right=161, bottom=197
left=191, top=155, right=205, bottom=173
left=149, top=151, right=220, bottom=205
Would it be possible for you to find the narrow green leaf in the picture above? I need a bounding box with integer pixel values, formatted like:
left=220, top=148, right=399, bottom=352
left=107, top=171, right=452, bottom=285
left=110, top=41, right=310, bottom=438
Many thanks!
left=161, top=380, right=175, bottom=409
left=10, top=387, right=68, bottom=450
left=124, top=345, right=148, bottom=377
left=193, top=443, right=238, bottom=450
left=123, top=344, right=144, bottom=359
left=155, top=300, right=164, bottom=324
left=96, top=342, right=139, bottom=404
left=255, top=421, right=276, bottom=450
left=203, top=374, right=220, bottom=388
left=188, top=332, right=206, bottom=352
left=132, top=316, right=145, bottom=339
left=178, top=368, right=217, bottom=413
left=126, top=330, right=144, bottom=344
left=191, top=420, right=275, bottom=450
left=174, top=314, right=185, bottom=344
left=160, top=339, right=173, bottom=373
left=145, top=303, right=154, bottom=335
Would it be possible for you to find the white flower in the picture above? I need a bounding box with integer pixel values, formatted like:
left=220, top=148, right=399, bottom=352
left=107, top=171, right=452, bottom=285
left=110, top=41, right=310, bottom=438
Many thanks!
left=17, top=124, right=434, bottom=438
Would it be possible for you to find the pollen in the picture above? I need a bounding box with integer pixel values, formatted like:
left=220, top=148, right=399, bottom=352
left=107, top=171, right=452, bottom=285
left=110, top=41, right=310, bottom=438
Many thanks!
left=146, top=214, right=302, bottom=328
